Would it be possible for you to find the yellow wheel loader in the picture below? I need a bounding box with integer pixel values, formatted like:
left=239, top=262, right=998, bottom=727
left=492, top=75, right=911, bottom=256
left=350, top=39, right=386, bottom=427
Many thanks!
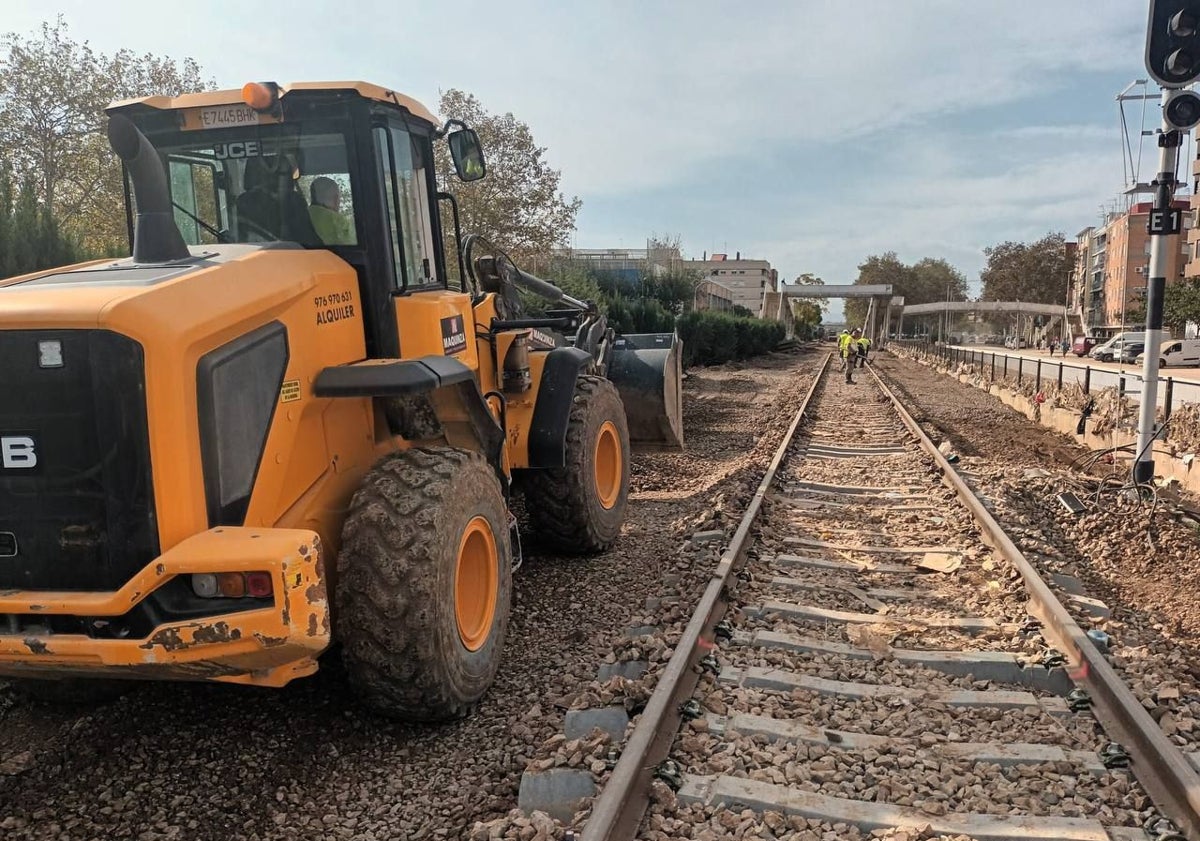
left=0, top=81, right=682, bottom=720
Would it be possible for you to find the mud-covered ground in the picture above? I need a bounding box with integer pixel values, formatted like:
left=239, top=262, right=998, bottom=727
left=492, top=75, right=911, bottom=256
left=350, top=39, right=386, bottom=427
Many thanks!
left=874, top=352, right=1200, bottom=761
left=874, top=353, right=1200, bottom=637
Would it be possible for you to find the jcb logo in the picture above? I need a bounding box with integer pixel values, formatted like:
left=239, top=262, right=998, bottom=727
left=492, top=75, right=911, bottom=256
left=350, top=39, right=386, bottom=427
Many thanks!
left=0, top=436, right=37, bottom=469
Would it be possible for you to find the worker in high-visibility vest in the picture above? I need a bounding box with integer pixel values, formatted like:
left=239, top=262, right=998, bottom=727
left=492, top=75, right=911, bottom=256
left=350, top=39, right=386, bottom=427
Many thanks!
left=840, top=328, right=861, bottom=383
left=856, top=335, right=872, bottom=368
left=836, top=330, right=850, bottom=372
left=837, top=330, right=852, bottom=360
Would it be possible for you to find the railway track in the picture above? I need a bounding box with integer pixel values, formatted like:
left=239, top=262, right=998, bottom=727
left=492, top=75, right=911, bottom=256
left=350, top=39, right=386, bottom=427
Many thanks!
left=580, top=353, right=1200, bottom=841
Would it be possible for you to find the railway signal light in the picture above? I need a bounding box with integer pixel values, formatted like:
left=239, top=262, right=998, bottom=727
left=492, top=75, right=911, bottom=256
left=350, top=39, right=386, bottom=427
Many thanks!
left=1146, top=1, right=1200, bottom=87
left=1164, top=87, right=1200, bottom=129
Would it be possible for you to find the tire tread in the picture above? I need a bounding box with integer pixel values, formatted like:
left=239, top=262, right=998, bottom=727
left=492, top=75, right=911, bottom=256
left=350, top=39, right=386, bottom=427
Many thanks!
left=338, top=447, right=510, bottom=721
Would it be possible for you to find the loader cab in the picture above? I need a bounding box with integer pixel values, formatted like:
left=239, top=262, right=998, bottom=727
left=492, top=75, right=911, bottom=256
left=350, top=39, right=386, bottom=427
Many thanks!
left=111, top=83, right=478, bottom=359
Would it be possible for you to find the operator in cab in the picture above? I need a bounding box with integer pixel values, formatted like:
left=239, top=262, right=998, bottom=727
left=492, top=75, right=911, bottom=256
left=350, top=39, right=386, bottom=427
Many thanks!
left=308, top=176, right=355, bottom=245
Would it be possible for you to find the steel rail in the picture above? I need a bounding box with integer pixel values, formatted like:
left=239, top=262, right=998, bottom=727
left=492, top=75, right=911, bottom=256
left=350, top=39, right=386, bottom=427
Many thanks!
left=869, top=365, right=1200, bottom=841
left=580, top=352, right=831, bottom=841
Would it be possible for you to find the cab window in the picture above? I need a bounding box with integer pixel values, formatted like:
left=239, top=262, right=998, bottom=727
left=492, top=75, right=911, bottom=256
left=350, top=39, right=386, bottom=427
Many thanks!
left=155, top=127, right=359, bottom=248
left=373, top=122, right=438, bottom=289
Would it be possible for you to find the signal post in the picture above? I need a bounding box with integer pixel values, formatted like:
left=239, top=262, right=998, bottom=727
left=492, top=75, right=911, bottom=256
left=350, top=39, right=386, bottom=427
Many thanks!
left=1136, top=1, right=1200, bottom=483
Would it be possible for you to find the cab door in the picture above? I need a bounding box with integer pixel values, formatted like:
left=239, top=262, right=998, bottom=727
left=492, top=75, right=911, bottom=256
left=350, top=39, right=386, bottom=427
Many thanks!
left=372, top=117, right=477, bottom=369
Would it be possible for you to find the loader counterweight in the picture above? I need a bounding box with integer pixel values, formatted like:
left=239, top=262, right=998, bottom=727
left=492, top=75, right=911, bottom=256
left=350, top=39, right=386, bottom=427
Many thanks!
left=0, top=528, right=328, bottom=687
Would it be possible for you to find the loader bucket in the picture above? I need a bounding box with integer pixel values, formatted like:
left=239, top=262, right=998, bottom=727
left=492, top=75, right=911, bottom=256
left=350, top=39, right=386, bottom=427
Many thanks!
left=608, top=333, right=684, bottom=451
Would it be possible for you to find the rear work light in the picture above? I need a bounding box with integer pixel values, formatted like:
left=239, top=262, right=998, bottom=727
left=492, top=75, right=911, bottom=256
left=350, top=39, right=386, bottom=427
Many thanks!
left=191, top=572, right=274, bottom=599
left=191, top=573, right=218, bottom=598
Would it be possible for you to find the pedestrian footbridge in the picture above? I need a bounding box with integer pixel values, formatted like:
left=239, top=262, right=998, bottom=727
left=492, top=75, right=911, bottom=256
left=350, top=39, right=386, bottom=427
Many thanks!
left=900, top=301, right=1064, bottom=317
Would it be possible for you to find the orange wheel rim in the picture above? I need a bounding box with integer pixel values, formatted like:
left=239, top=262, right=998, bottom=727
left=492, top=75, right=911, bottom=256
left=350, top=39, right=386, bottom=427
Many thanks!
left=455, top=516, right=498, bottom=651
left=594, top=421, right=622, bottom=510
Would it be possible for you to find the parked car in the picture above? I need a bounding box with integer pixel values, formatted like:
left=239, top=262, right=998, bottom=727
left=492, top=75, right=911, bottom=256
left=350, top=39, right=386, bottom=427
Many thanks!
left=1071, top=336, right=1099, bottom=357
left=1091, top=332, right=1147, bottom=362
left=1134, top=338, right=1200, bottom=368
left=1117, top=342, right=1145, bottom=364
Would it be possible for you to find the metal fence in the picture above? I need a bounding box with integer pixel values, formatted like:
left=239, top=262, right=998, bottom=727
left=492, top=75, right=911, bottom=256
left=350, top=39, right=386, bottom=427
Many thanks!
left=893, top=340, right=1200, bottom=419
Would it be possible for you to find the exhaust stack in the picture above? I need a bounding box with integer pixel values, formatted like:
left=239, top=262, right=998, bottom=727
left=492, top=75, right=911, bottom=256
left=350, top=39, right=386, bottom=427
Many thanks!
left=106, top=115, right=190, bottom=264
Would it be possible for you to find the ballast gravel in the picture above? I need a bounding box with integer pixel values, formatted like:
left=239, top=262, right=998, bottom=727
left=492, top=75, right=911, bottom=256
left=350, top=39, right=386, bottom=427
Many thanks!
left=875, top=352, right=1200, bottom=753
left=0, top=351, right=820, bottom=841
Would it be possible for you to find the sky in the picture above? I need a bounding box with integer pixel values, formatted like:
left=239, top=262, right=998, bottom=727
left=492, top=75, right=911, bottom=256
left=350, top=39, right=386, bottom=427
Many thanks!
left=2, top=1, right=1174, bottom=318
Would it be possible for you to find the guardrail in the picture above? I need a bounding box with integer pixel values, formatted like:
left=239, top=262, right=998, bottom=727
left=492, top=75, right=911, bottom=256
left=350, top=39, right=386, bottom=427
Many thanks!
left=892, top=340, right=1200, bottom=417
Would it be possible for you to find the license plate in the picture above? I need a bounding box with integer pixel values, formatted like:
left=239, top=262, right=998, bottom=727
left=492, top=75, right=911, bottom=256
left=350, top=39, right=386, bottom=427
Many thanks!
left=182, top=104, right=263, bottom=131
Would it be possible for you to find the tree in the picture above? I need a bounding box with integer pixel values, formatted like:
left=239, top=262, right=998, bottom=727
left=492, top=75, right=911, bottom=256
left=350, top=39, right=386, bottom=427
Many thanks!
left=640, top=268, right=700, bottom=314
left=0, top=17, right=210, bottom=255
left=910, top=257, right=968, bottom=304
left=794, top=272, right=829, bottom=314
left=519, top=258, right=605, bottom=316
left=646, top=232, right=683, bottom=267
left=1164, top=279, right=1200, bottom=335
left=0, top=166, right=80, bottom=279
left=845, top=252, right=912, bottom=325
left=979, top=232, right=1069, bottom=304
left=638, top=233, right=697, bottom=313
left=790, top=298, right=823, bottom=339
left=436, top=89, right=581, bottom=275
left=0, top=169, right=11, bottom=278
left=845, top=253, right=968, bottom=326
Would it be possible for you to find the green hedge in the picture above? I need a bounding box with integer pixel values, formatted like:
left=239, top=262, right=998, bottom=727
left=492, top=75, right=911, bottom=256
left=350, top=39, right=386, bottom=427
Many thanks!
left=676, top=311, right=785, bottom=367
left=604, top=295, right=676, bottom=335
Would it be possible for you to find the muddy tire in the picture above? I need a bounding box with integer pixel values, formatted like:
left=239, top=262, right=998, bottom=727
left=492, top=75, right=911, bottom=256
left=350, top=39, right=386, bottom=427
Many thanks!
left=522, top=376, right=630, bottom=553
left=10, top=678, right=129, bottom=706
left=337, top=447, right=511, bottom=721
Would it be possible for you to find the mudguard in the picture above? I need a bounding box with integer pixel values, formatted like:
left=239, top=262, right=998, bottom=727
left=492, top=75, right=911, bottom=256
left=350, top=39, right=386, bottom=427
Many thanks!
left=527, top=347, right=593, bottom=468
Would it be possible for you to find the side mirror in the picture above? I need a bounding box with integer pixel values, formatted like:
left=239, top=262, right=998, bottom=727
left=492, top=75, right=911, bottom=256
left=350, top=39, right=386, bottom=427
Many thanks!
left=448, top=128, right=487, bottom=182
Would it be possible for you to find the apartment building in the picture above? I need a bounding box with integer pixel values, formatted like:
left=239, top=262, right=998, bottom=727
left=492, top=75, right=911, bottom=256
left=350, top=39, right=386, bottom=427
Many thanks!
left=1099, top=200, right=1190, bottom=330
left=1189, top=144, right=1200, bottom=282
left=682, top=253, right=778, bottom=316
left=1070, top=226, right=1106, bottom=331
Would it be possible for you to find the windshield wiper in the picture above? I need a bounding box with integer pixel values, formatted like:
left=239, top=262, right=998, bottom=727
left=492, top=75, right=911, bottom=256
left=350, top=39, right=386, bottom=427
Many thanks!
left=171, top=202, right=228, bottom=243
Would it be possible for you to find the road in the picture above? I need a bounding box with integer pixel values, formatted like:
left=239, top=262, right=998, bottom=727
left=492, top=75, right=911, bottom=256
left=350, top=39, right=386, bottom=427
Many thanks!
left=942, top=343, right=1200, bottom=410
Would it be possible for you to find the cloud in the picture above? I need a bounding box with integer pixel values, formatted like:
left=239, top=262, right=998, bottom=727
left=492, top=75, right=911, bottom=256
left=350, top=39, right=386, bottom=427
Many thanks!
left=10, top=0, right=1142, bottom=202
left=3, top=0, right=1152, bottom=321
left=743, top=118, right=1123, bottom=306
left=473, top=1, right=1143, bottom=196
